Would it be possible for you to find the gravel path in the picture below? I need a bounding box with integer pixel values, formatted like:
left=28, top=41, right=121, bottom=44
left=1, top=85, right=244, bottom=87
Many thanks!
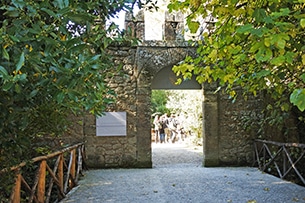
left=152, top=142, right=203, bottom=168
left=60, top=142, right=305, bottom=203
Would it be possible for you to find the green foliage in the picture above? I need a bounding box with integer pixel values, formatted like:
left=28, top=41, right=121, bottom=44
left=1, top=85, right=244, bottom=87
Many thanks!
left=151, top=90, right=203, bottom=138
left=151, top=90, right=170, bottom=114
left=0, top=0, right=107, bottom=167
left=0, top=0, right=161, bottom=200
left=166, top=90, right=203, bottom=138
left=169, top=0, right=305, bottom=136
left=0, top=1, right=151, bottom=199
left=290, top=89, right=305, bottom=112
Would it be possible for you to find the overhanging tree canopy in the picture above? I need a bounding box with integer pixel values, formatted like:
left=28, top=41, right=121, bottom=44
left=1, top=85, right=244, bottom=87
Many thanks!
left=169, top=0, right=305, bottom=113
left=0, top=0, right=152, bottom=170
left=0, top=0, right=154, bottom=199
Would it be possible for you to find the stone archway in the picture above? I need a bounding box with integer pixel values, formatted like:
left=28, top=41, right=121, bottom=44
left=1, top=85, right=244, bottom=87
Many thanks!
left=134, top=42, right=258, bottom=167
left=71, top=7, right=261, bottom=169
left=80, top=42, right=258, bottom=169
left=150, top=66, right=204, bottom=165
left=134, top=43, right=203, bottom=166
left=139, top=57, right=221, bottom=167
left=134, top=43, right=211, bottom=167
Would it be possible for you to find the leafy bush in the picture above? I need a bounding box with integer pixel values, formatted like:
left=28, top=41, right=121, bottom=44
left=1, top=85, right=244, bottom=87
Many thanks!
left=0, top=0, right=146, bottom=199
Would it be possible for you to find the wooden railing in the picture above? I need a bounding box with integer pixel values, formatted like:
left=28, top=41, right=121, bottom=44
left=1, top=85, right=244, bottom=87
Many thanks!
left=253, top=139, right=305, bottom=186
left=4, top=142, right=87, bottom=203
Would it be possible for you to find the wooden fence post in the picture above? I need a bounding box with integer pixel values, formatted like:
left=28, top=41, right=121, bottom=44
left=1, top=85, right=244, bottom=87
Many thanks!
left=10, top=173, right=21, bottom=203
left=71, top=149, right=76, bottom=180
left=58, top=154, right=64, bottom=197
left=37, top=160, right=46, bottom=203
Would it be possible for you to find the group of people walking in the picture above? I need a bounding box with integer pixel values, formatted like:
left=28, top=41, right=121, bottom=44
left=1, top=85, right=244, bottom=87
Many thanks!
left=153, top=113, right=184, bottom=143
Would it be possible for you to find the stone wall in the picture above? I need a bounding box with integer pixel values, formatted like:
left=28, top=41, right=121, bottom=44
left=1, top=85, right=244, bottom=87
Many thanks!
left=63, top=8, right=200, bottom=168
left=64, top=10, right=263, bottom=168
left=202, top=84, right=263, bottom=167
left=80, top=42, right=264, bottom=168
left=62, top=10, right=268, bottom=169
left=82, top=41, right=198, bottom=168
left=218, top=89, right=262, bottom=166
left=84, top=45, right=146, bottom=168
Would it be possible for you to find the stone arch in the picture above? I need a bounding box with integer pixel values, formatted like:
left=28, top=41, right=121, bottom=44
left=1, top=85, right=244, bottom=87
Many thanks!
left=134, top=45, right=197, bottom=78
left=134, top=45, right=218, bottom=167
left=79, top=43, right=260, bottom=168
left=135, top=42, right=246, bottom=167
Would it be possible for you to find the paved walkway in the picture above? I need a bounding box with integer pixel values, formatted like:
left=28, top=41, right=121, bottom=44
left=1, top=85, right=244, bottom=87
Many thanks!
left=60, top=142, right=305, bottom=203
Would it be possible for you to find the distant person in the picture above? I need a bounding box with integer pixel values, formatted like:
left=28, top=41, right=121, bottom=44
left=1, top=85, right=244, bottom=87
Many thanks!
left=176, top=114, right=184, bottom=142
left=168, top=113, right=179, bottom=143
left=159, top=115, right=167, bottom=143
left=153, top=114, right=160, bottom=143
left=162, top=113, right=170, bottom=143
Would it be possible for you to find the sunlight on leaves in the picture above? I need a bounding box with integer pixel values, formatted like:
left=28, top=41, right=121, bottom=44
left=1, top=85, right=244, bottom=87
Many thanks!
left=290, top=89, right=305, bottom=111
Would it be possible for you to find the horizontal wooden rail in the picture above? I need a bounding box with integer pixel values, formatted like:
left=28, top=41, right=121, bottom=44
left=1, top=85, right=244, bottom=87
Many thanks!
left=253, top=139, right=305, bottom=186
left=3, top=142, right=87, bottom=203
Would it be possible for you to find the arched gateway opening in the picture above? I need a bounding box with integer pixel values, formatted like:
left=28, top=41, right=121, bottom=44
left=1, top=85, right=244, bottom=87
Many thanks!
left=134, top=41, right=222, bottom=168
left=82, top=40, right=256, bottom=168
left=151, top=66, right=204, bottom=167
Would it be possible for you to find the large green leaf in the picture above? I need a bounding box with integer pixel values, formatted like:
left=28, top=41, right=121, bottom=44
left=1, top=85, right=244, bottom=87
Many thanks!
left=236, top=24, right=253, bottom=34
left=68, top=13, right=93, bottom=24
left=300, top=19, right=305, bottom=28
left=2, top=81, right=14, bottom=91
left=4, top=10, right=20, bottom=17
left=255, top=70, right=271, bottom=78
left=16, top=52, right=25, bottom=72
left=2, top=47, right=10, bottom=60
left=41, top=8, right=58, bottom=18
left=11, top=0, right=26, bottom=9
left=188, top=21, right=200, bottom=34
left=253, top=9, right=267, bottom=23
left=270, top=56, right=285, bottom=66
left=0, top=66, right=8, bottom=78
left=290, top=89, right=305, bottom=111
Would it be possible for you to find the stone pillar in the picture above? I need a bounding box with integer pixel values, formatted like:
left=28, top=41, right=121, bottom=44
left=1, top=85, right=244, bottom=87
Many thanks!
left=135, top=82, right=152, bottom=168
left=202, top=82, right=220, bottom=166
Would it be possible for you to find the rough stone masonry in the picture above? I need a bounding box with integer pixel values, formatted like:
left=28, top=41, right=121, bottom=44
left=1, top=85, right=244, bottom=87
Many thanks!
left=62, top=10, right=264, bottom=168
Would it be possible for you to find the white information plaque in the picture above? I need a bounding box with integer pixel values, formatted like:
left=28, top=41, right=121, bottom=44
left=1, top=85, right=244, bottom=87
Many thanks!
left=96, top=112, right=127, bottom=136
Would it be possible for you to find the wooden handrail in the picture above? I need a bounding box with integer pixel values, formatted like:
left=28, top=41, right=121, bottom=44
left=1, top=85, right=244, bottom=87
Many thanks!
left=253, top=139, right=305, bottom=186
left=4, top=142, right=87, bottom=203
left=254, top=139, right=305, bottom=148
left=1, top=143, right=86, bottom=174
